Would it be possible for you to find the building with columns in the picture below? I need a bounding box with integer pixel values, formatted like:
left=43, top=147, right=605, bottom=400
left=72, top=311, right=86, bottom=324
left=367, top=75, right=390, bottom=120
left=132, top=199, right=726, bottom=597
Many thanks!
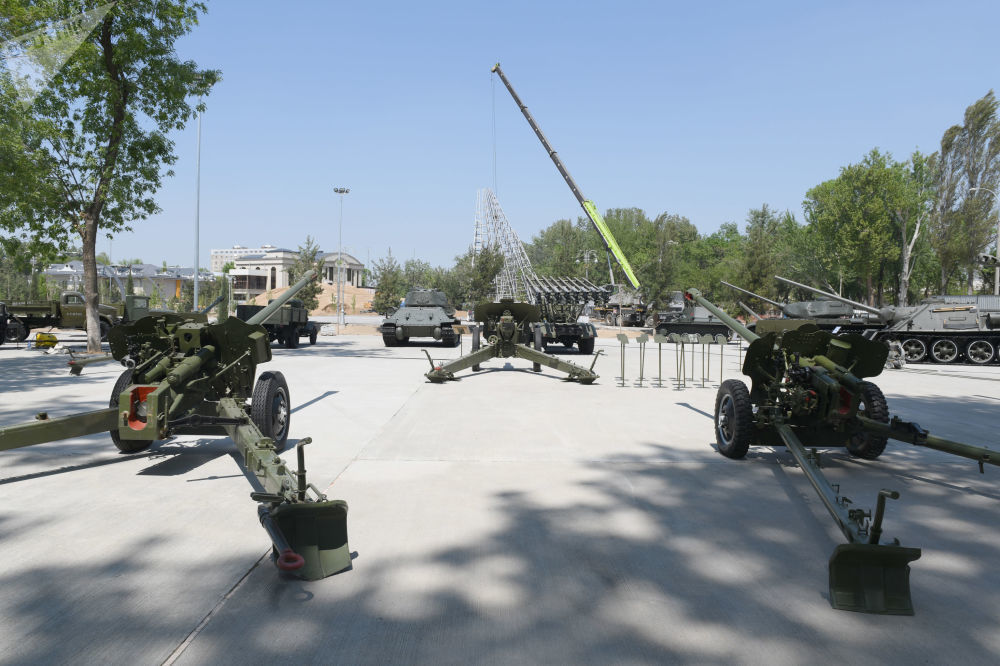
left=229, top=247, right=364, bottom=303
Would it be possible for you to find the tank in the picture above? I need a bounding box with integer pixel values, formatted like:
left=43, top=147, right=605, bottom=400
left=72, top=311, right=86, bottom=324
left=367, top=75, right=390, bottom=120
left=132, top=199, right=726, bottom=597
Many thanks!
left=775, top=276, right=1000, bottom=365
left=380, top=288, right=463, bottom=347
left=653, top=291, right=733, bottom=338
left=721, top=280, right=872, bottom=334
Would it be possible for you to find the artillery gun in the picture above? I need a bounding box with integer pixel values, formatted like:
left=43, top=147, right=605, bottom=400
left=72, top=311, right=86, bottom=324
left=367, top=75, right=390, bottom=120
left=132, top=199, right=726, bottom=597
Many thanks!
left=685, top=287, right=998, bottom=614
left=776, top=275, right=1000, bottom=364
left=0, top=270, right=350, bottom=581
left=423, top=299, right=600, bottom=384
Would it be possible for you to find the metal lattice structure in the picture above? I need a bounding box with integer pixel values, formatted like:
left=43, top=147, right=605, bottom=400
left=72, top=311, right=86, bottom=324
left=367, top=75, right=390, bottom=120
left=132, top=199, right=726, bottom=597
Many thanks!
left=474, top=189, right=607, bottom=319
left=475, top=188, right=537, bottom=303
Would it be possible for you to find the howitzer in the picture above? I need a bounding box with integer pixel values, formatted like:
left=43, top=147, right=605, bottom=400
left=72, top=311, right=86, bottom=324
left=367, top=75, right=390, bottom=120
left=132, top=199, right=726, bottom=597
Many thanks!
left=423, top=299, right=600, bottom=384
left=685, top=287, right=999, bottom=614
left=0, top=270, right=350, bottom=580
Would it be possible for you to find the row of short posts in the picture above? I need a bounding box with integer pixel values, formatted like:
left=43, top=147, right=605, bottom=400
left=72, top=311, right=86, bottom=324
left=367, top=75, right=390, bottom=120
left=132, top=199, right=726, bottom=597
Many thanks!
left=617, top=331, right=732, bottom=388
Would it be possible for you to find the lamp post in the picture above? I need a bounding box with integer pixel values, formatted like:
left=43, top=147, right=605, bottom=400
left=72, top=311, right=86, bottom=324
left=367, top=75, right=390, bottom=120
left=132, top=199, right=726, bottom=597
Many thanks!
left=192, top=101, right=203, bottom=310
left=969, top=187, right=999, bottom=296
left=576, top=249, right=598, bottom=281
left=333, top=187, right=350, bottom=333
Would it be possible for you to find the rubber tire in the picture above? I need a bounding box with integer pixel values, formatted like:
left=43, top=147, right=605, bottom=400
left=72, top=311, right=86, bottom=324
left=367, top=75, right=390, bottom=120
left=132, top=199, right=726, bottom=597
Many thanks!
left=110, top=369, right=152, bottom=454
left=285, top=326, right=299, bottom=349
left=578, top=337, right=595, bottom=354
left=846, top=381, right=889, bottom=459
left=309, top=328, right=318, bottom=345
left=714, top=379, right=753, bottom=459
left=251, top=371, right=290, bottom=452
left=99, top=320, right=111, bottom=341
left=5, top=321, right=27, bottom=342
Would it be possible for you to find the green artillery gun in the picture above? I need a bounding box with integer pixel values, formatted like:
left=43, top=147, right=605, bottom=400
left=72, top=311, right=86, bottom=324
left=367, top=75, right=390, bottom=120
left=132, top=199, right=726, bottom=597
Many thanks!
left=423, top=299, right=600, bottom=384
left=0, top=270, right=349, bottom=581
left=685, top=287, right=998, bottom=615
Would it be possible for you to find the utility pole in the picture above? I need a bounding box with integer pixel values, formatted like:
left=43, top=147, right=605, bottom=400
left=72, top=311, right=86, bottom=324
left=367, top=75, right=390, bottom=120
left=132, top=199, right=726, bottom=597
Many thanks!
left=333, top=187, right=350, bottom=333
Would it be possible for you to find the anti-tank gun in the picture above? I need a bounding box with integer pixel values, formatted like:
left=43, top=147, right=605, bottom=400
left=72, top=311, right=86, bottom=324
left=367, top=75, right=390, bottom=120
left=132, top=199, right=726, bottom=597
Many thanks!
left=0, top=270, right=350, bottom=581
left=423, top=299, right=600, bottom=383
left=685, top=287, right=999, bottom=615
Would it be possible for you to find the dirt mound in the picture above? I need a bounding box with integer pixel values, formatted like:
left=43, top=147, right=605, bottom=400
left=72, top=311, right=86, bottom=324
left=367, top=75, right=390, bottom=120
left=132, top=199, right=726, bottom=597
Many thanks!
left=250, top=282, right=375, bottom=316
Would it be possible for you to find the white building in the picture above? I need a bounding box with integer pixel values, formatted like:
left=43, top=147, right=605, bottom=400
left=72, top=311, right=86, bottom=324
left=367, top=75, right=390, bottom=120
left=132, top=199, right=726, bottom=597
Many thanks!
left=210, top=244, right=279, bottom=273
left=230, top=248, right=364, bottom=302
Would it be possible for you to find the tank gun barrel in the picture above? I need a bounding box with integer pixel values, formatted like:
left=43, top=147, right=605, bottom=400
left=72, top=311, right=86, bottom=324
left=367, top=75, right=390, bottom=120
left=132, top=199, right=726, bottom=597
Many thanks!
left=685, top=288, right=759, bottom=343
left=720, top=280, right=783, bottom=308
left=199, top=291, right=227, bottom=315
left=774, top=275, right=881, bottom=316
left=246, top=269, right=317, bottom=326
left=738, top=301, right=761, bottom=321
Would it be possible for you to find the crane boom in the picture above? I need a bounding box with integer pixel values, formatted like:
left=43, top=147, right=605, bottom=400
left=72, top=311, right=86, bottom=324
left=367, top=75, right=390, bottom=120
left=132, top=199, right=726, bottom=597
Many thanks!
left=491, top=63, right=640, bottom=289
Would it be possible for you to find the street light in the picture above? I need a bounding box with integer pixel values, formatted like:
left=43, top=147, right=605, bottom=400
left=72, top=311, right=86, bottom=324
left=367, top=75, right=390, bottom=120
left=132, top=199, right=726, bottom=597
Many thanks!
left=969, top=187, right=999, bottom=296
left=576, top=249, right=598, bottom=281
left=333, top=187, right=350, bottom=333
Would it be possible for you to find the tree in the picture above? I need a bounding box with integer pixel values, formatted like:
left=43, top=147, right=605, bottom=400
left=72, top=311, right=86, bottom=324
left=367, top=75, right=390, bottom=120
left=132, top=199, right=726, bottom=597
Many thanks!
left=403, top=258, right=433, bottom=290
left=371, top=250, right=404, bottom=314
left=930, top=91, right=1000, bottom=294
left=288, top=236, right=323, bottom=311
left=1, top=2, right=219, bottom=351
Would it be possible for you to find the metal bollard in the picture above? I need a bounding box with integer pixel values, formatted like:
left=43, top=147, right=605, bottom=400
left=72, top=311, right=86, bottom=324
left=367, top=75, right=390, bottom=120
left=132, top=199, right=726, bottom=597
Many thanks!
left=616, top=333, right=629, bottom=387
left=636, top=333, right=648, bottom=387
left=653, top=333, right=668, bottom=387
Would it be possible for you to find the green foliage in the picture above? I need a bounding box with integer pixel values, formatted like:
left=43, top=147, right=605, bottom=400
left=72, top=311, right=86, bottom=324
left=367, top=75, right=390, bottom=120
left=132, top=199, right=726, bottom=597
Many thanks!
left=289, top=236, right=323, bottom=310
left=371, top=250, right=404, bottom=314
left=0, top=1, right=219, bottom=350
left=403, top=258, right=433, bottom=290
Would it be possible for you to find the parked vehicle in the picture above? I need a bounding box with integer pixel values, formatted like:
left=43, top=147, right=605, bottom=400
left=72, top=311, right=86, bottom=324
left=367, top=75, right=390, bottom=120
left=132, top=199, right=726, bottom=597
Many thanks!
left=236, top=298, right=318, bottom=348
left=3, top=291, right=119, bottom=342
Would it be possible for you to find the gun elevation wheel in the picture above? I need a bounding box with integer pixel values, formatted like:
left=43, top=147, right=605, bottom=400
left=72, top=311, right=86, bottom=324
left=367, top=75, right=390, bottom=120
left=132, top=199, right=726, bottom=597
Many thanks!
left=252, top=371, right=290, bottom=451
left=110, top=369, right=152, bottom=454
left=714, top=379, right=753, bottom=459
left=900, top=338, right=926, bottom=363
left=846, top=381, right=889, bottom=459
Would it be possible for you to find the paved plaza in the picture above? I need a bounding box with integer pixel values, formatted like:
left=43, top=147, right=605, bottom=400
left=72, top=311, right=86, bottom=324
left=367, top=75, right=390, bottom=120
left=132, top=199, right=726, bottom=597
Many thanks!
left=1, top=329, right=998, bottom=664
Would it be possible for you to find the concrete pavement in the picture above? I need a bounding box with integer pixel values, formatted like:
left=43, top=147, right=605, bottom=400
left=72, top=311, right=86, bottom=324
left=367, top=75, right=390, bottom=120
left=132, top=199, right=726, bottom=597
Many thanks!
left=1, top=332, right=998, bottom=664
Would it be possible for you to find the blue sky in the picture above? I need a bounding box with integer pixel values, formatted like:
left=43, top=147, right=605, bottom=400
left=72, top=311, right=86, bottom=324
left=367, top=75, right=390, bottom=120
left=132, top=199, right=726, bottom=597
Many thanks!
left=107, top=0, right=999, bottom=270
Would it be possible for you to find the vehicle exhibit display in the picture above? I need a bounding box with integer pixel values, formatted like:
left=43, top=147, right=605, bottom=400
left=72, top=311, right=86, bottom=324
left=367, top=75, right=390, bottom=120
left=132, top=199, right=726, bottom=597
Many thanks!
left=237, top=297, right=318, bottom=348
left=653, top=290, right=734, bottom=338
left=380, top=288, right=463, bottom=347
left=3, top=291, right=120, bottom=342
left=0, top=271, right=349, bottom=581
left=686, top=287, right=998, bottom=615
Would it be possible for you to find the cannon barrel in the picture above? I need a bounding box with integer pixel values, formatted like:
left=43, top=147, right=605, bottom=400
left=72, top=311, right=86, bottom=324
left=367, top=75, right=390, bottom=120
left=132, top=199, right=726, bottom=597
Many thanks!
left=720, top=280, right=783, bottom=308
left=685, top=288, right=759, bottom=343
left=199, top=291, right=227, bottom=315
left=774, top=275, right=882, bottom=316
left=245, top=269, right=317, bottom=326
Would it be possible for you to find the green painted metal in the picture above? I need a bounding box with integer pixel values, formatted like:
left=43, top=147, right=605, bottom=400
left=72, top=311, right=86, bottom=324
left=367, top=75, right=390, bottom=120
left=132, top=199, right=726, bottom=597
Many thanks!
left=424, top=299, right=598, bottom=384
left=686, top=286, right=1000, bottom=614
left=0, top=270, right=350, bottom=579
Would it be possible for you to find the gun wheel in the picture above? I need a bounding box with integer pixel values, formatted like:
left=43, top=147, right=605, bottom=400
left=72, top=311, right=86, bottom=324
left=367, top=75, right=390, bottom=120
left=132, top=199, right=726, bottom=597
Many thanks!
left=5, top=321, right=28, bottom=342
left=900, top=338, right=926, bottom=363
left=846, top=381, right=889, bottom=459
left=252, top=371, right=290, bottom=452
left=309, top=328, right=318, bottom=345
left=110, top=369, right=151, bottom=454
left=714, top=379, right=752, bottom=459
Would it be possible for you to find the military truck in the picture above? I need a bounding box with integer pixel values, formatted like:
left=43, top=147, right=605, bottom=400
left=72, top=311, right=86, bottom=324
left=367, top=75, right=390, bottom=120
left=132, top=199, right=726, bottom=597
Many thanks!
left=525, top=276, right=604, bottom=353
left=381, top=289, right=463, bottom=347
left=3, top=291, right=120, bottom=342
left=236, top=298, right=318, bottom=348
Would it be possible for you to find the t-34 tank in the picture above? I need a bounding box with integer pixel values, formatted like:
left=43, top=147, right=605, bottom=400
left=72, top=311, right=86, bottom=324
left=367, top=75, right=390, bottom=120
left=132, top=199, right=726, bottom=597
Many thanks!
left=721, top=280, right=872, bottom=334
left=775, top=276, right=1000, bottom=365
left=380, top=288, right=463, bottom=347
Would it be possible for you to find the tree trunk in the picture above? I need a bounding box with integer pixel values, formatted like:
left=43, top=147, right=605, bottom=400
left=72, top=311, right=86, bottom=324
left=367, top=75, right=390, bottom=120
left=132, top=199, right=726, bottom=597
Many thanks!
left=81, top=214, right=101, bottom=352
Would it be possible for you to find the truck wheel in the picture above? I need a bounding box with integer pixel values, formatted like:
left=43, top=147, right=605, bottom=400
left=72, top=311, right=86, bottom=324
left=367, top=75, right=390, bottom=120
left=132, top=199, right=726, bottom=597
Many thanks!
left=251, top=371, right=290, bottom=452
left=99, top=320, right=111, bottom=341
left=309, top=327, right=318, bottom=345
left=714, top=379, right=753, bottom=459
left=5, top=321, right=27, bottom=343
left=846, top=382, right=889, bottom=459
left=109, top=369, right=152, bottom=454
left=578, top=337, right=595, bottom=354
left=285, top=326, right=299, bottom=348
